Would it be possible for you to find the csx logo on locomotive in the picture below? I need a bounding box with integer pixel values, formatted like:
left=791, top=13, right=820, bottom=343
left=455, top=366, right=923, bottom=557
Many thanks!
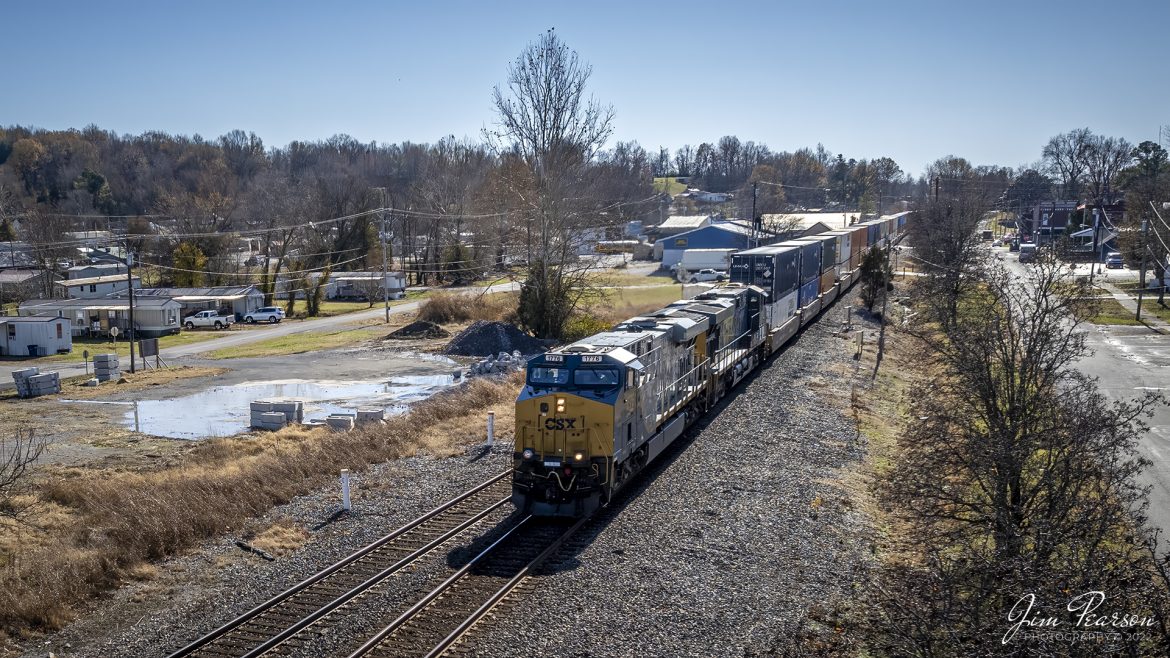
left=543, top=418, right=577, bottom=430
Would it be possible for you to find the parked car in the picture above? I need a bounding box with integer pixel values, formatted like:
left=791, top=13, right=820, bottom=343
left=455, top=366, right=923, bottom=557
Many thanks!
left=183, top=310, right=235, bottom=330
left=1105, top=252, right=1124, bottom=269
left=245, top=306, right=285, bottom=324
left=687, top=268, right=728, bottom=283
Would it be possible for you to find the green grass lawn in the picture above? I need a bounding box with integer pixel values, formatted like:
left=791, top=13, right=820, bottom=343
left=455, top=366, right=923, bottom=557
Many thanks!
left=653, top=177, right=687, bottom=196
left=276, top=292, right=426, bottom=318
left=616, top=284, right=683, bottom=306
left=588, top=269, right=675, bottom=288
left=205, top=322, right=389, bottom=360
left=1089, top=298, right=1142, bottom=326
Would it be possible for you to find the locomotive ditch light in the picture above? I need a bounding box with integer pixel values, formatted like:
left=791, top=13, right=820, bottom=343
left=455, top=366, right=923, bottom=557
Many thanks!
left=522, top=448, right=535, bottom=460
left=573, top=452, right=585, bottom=461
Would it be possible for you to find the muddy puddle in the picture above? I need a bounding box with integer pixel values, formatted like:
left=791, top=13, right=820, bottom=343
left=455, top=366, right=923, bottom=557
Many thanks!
left=67, top=375, right=458, bottom=440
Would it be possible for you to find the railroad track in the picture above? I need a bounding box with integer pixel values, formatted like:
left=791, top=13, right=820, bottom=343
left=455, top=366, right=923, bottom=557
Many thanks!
left=348, top=515, right=586, bottom=658
left=166, top=472, right=514, bottom=658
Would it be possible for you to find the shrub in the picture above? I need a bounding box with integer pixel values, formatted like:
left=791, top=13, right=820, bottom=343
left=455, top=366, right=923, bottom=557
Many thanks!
left=417, top=292, right=516, bottom=324
left=561, top=313, right=611, bottom=342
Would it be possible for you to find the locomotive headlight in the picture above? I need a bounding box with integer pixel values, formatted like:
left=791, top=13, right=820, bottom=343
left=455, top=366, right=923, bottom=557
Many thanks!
left=573, top=452, right=585, bottom=462
left=556, top=397, right=566, bottom=413
left=522, top=448, right=535, bottom=460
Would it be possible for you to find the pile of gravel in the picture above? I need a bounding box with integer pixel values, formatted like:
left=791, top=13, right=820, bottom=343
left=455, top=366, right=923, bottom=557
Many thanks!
left=386, top=320, right=450, bottom=340
left=443, top=321, right=546, bottom=357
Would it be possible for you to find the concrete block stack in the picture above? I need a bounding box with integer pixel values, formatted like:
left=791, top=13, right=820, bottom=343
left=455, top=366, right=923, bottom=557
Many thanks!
left=325, top=414, right=356, bottom=432
left=356, top=408, right=385, bottom=425
left=93, top=354, right=120, bottom=382
left=12, top=367, right=60, bottom=397
left=249, top=400, right=295, bottom=430
left=250, top=399, right=304, bottom=431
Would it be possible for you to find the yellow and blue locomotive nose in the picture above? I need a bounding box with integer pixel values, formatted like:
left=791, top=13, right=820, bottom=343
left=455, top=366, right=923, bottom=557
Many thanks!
left=513, top=390, right=617, bottom=517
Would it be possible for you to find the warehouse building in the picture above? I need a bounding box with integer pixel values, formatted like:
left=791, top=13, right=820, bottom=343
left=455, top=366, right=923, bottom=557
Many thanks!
left=656, top=221, right=780, bottom=270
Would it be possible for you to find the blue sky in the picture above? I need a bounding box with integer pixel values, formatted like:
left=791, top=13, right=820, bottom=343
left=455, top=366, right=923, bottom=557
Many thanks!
left=3, top=0, right=1167, bottom=176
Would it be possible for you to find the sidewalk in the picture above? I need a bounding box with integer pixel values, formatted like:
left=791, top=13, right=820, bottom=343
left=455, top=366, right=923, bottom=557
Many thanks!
left=1096, top=280, right=1170, bottom=333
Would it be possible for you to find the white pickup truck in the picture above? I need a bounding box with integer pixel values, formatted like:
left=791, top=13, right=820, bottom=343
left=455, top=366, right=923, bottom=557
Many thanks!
left=183, top=310, right=235, bottom=330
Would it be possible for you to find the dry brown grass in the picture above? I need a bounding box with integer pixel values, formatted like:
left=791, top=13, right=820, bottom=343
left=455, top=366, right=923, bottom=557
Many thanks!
left=0, top=375, right=521, bottom=636
left=416, top=292, right=517, bottom=325
left=247, top=519, right=310, bottom=556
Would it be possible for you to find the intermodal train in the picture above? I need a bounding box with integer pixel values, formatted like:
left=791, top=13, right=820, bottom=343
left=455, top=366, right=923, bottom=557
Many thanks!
left=511, top=212, right=911, bottom=516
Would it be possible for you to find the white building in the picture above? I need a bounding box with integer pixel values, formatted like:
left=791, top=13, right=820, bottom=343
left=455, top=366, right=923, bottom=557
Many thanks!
left=57, top=274, right=141, bottom=299
left=67, top=262, right=127, bottom=280
left=20, top=297, right=182, bottom=338
left=131, top=286, right=265, bottom=319
left=0, top=316, right=72, bottom=357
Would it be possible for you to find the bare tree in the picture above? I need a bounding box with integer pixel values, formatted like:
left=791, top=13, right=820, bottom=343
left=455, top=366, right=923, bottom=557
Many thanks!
left=1080, top=133, right=1133, bottom=204
left=19, top=210, right=72, bottom=298
left=486, top=29, right=615, bottom=338
left=908, top=193, right=986, bottom=328
left=243, top=172, right=311, bottom=304
left=0, top=428, right=48, bottom=521
left=876, top=259, right=1170, bottom=655
left=1042, top=128, right=1092, bottom=199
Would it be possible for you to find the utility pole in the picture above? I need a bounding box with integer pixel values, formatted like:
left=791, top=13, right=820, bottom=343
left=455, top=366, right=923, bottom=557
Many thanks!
left=1137, top=219, right=1149, bottom=321
left=378, top=188, right=390, bottom=323
left=1089, top=208, right=1100, bottom=285
left=751, top=181, right=758, bottom=248
left=933, top=177, right=940, bottom=203
left=126, top=247, right=136, bottom=373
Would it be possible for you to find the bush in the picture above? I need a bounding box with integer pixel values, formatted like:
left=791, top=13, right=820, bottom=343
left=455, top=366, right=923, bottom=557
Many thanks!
left=560, top=313, right=611, bottom=342
left=417, top=292, right=515, bottom=324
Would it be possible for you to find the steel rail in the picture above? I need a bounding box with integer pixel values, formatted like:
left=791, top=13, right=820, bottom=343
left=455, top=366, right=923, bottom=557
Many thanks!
left=423, top=516, right=588, bottom=658
left=345, top=516, right=538, bottom=658
left=167, top=471, right=510, bottom=658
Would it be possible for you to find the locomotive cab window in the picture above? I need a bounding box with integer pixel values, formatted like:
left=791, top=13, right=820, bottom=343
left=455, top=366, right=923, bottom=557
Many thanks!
left=573, top=368, right=621, bottom=387
left=529, top=367, right=570, bottom=385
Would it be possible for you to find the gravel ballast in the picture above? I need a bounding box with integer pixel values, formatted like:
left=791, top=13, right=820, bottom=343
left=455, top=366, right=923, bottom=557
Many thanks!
left=17, top=292, right=877, bottom=658
left=443, top=321, right=546, bottom=357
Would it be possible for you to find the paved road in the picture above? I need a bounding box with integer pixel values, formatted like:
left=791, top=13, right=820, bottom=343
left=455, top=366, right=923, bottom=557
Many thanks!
left=999, top=249, right=1170, bottom=542
left=0, top=282, right=520, bottom=388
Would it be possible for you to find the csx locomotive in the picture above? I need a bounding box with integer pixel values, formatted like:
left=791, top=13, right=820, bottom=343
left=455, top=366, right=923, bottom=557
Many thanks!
left=511, top=212, right=910, bottom=516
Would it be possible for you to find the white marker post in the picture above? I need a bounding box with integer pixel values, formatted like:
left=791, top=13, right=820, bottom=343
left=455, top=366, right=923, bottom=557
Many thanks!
left=340, top=469, right=351, bottom=511
left=486, top=412, right=495, bottom=447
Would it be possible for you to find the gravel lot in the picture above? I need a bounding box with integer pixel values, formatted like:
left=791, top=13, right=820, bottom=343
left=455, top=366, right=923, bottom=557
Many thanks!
left=17, top=291, right=877, bottom=658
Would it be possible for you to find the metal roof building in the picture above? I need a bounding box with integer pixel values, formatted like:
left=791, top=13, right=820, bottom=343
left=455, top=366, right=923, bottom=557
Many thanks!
left=131, top=285, right=265, bottom=319
left=656, top=221, right=781, bottom=269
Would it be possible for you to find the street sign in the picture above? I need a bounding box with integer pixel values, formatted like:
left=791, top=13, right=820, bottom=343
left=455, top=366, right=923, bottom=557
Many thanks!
left=109, top=326, right=120, bottom=338
left=139, top=338, right=159, bottom=357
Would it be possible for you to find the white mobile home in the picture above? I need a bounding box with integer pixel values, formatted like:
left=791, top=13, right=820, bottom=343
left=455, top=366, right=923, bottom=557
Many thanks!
left=0, top=316, right=72, bottom=356
left=58, top=274, right=140, bottom=299
left=131, top=286, right=265, bottom=320
left=20, top=297, right=182, bottom=338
